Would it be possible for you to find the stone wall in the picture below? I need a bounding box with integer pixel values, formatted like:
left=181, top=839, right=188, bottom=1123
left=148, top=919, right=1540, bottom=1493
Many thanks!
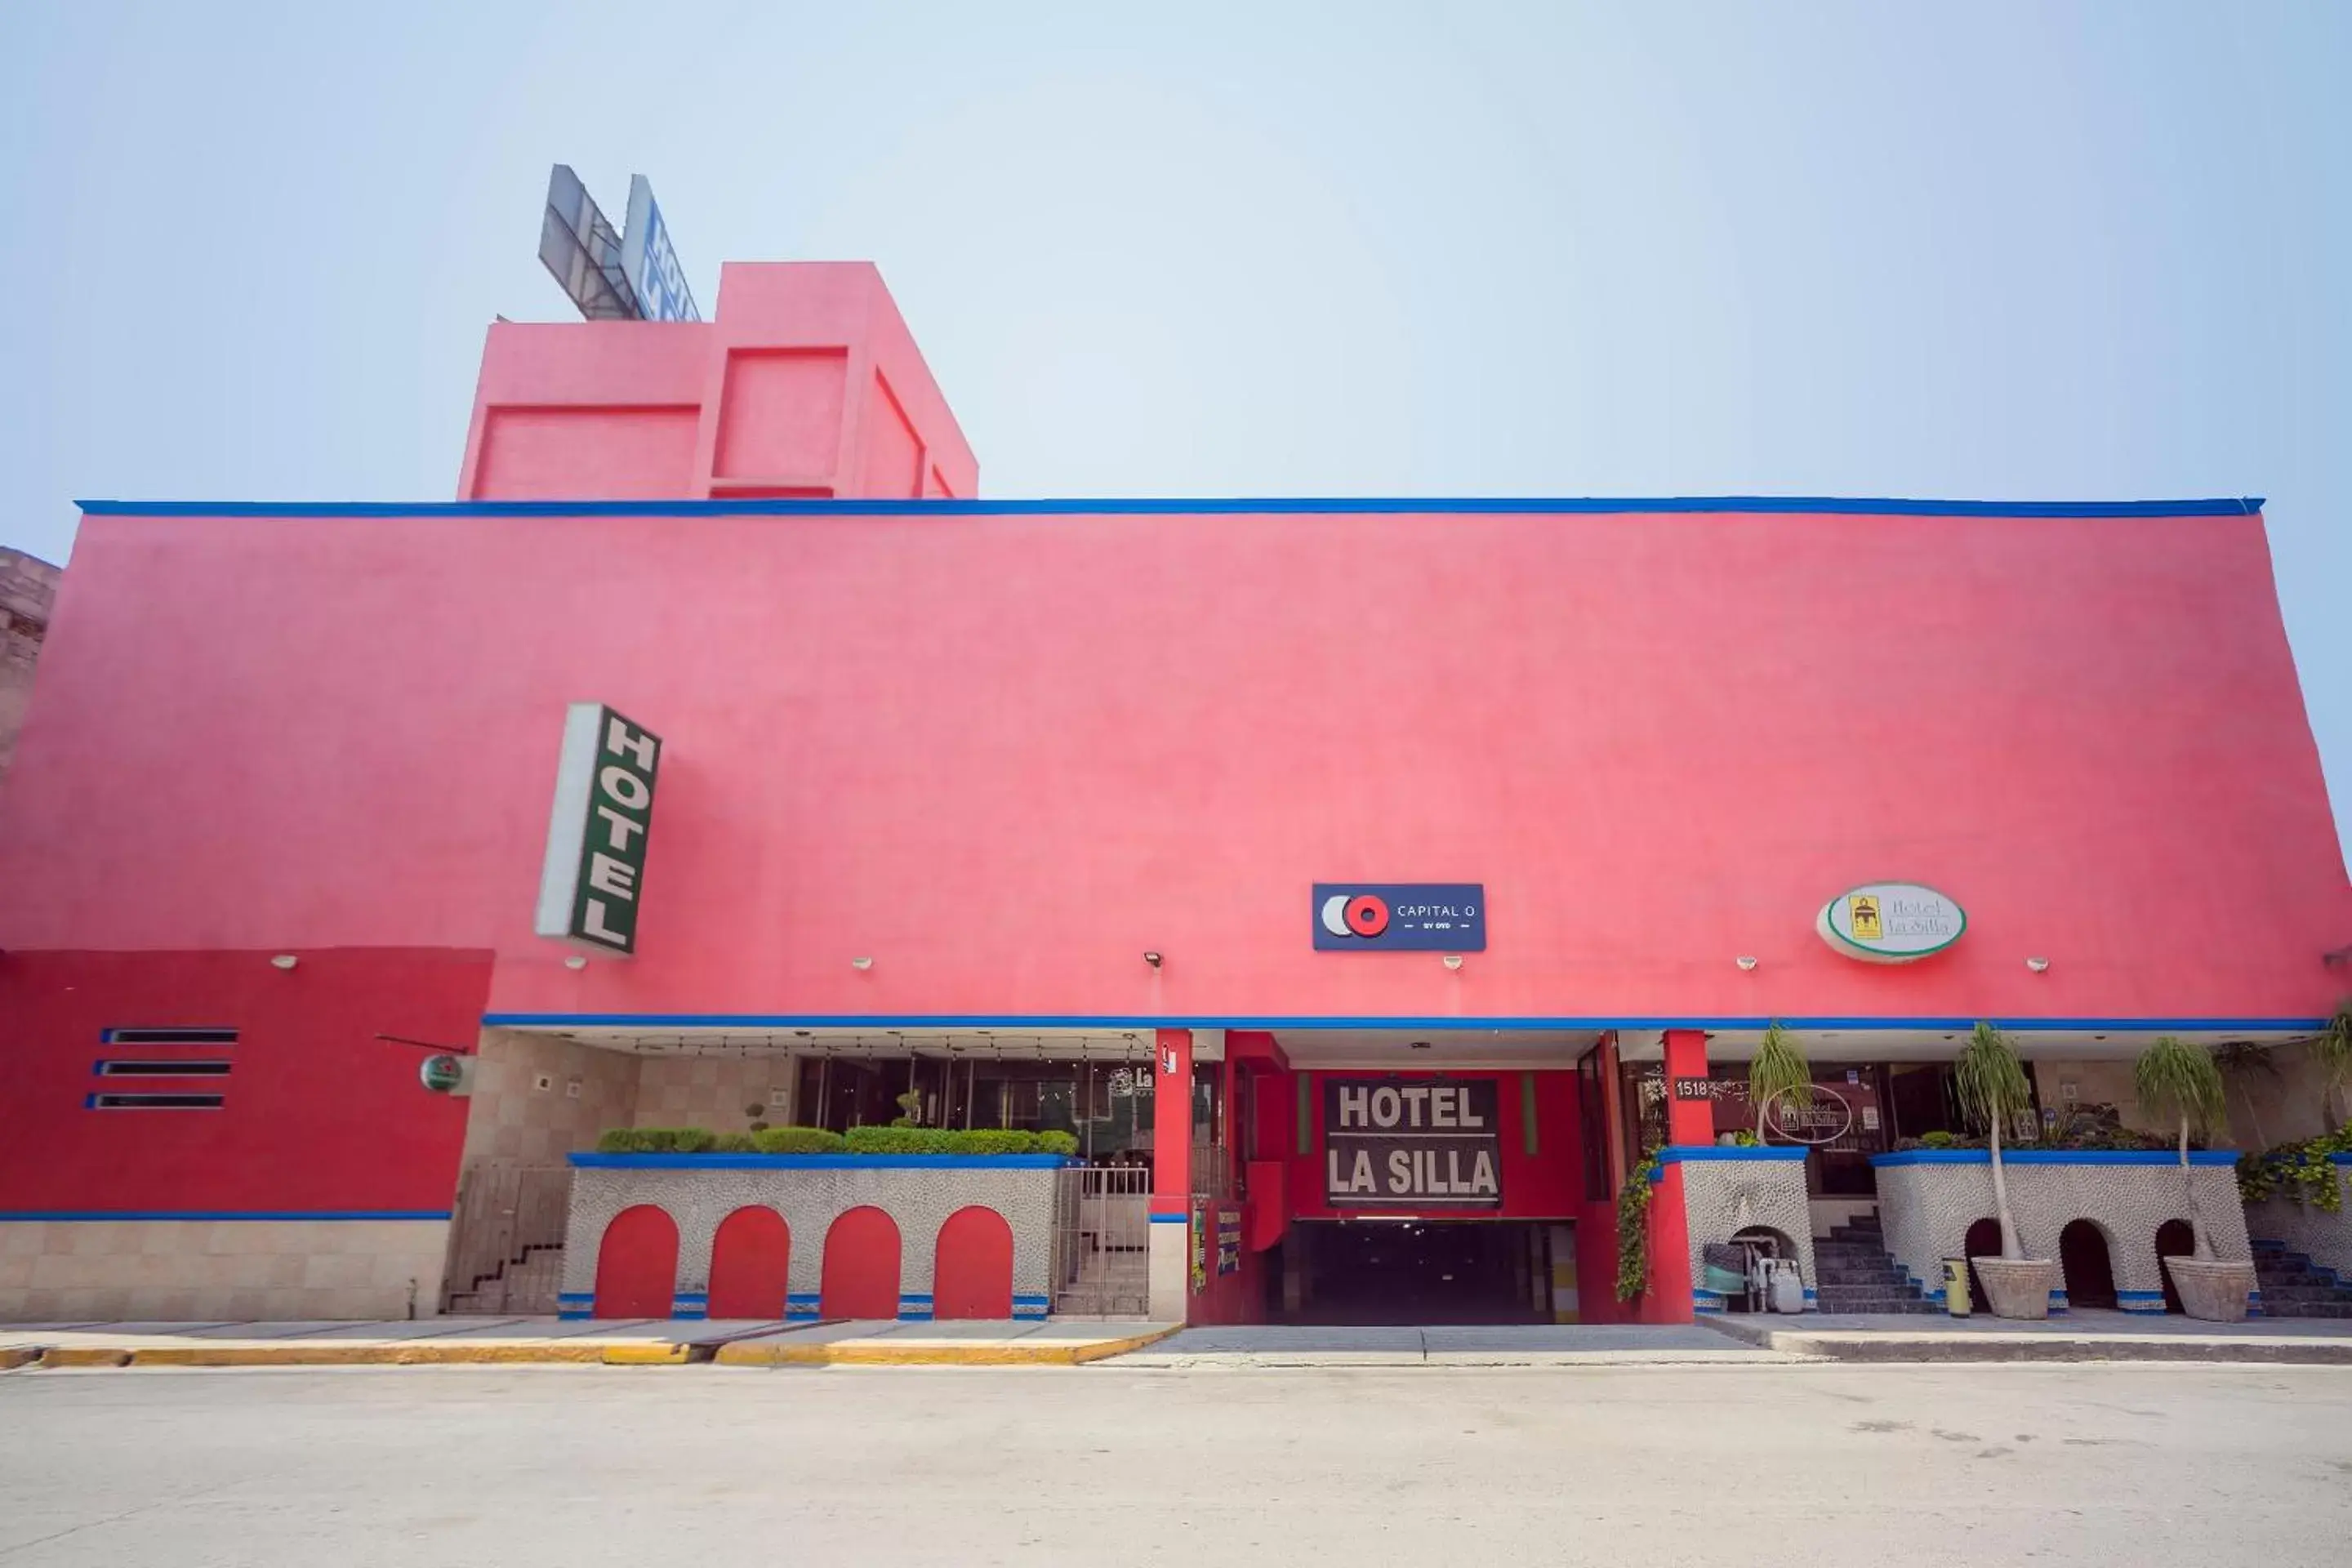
left=0, top=1218, right=448, bottom=1321
left=1673, top=1152, right=1815, bottom=1310
left=634, top=1054, right=796, bottom=1132
left=559, top=1158, right=1060, bottom=1319
left=0, top=546, right=60, bottom=799
left=1876, top=1153, right=2249, bottom=1312
left=2245, top=1159, right=2352, bottom=1278
left=459, top=1027, right=645, bottom=1172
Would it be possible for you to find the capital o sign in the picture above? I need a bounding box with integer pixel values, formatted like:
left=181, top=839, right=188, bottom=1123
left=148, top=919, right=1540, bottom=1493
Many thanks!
left=1818, top=882, right=1966, bottom=964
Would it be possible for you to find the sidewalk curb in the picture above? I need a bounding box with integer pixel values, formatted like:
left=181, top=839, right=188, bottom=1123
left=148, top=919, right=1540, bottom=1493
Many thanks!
left=21, top=1342, right=717, bottom=1369
left=1699, top=1314, right=2352, bottom=1365
left=714, top=1325, right=1179, bottom=1367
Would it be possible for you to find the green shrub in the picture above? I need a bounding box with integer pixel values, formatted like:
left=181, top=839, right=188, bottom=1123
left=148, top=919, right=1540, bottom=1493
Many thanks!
left=751, top=1126, right=847, bottom=1154
left=710, top=1132, right=757, bottom=1153
left=951, top=1129, right=1035, bottom=1155
left=593, top=1126, right=723, bottom=1153
left=837, top=1126, right=1075, bottom=1156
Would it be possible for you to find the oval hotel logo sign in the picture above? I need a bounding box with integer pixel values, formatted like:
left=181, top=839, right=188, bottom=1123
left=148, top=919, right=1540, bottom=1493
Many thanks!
left=1817, top=882, right=1966, bottom=964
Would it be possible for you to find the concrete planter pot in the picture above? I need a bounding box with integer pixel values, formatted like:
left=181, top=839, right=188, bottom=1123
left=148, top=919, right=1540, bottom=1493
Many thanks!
left=2163, top=1256, right=2256, bottom=1323
left=1971, top=1255, right=2060, bottom=1319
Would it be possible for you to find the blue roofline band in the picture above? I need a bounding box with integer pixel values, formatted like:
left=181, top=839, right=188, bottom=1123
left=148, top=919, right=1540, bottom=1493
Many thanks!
left=77, top=495, right=2265, bottom=520
left=484, top=1011, right=2328, bottom=1033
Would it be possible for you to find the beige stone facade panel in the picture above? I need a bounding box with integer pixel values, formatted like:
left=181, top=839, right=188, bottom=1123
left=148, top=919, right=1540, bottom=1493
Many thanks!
left=0, top=1220, right=449, bottom=1322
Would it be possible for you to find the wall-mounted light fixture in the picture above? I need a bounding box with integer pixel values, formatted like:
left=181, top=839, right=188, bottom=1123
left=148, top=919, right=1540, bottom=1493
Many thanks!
left=1409, top=1040, right=1432, bottom=1051
left=564, top=956, right=587, bottom=971
left=2025, top=956, right=2051, bottom=973
left=1441, top=955, right=1464, bottom=971
left=850, top=956, right=874, bottom=971
left=270, top=954, right=298, bottom=971
left=1143, top=951, right=1163, bottom=969
left=1735, top=956, right=1758, bottom=972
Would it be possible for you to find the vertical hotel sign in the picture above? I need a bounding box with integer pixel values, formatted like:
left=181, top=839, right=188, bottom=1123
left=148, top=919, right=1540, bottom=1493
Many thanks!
left=534, top=704, right=661, bottom=954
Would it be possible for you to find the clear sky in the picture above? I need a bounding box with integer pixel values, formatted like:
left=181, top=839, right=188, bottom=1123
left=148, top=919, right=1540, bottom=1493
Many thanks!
left=3, top=2, right=2347, bottom=862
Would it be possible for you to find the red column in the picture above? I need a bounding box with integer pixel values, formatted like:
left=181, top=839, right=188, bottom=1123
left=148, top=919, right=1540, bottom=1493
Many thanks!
left=1152, top=1027, right=1192, bottom=1216
left=1662, top=1028, right=1713, bottom=1148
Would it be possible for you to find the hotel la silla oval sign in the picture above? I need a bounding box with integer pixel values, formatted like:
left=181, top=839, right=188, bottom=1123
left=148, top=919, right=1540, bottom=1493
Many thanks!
left=1817, top=882, right=1966, bottom=964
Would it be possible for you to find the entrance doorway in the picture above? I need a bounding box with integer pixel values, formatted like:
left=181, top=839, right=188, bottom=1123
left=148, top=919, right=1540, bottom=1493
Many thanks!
left=1283, top=1220, right=1548, bottom=1325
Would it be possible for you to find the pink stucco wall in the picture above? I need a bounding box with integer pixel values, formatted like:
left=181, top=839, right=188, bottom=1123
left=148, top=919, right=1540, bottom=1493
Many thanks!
left=2, top=501, right=2342, bottom=1025
left=456, top=262, right=978, bottom=503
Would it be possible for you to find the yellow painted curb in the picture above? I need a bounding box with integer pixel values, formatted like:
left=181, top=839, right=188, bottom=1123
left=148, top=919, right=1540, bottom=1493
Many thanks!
left=1, top=1347, right=42, bottom=1371
left=599, top=1343, right=697, bottom=1365
left=714, top=1325, right=1180, bottom=1367
left=38, top=1347, right=132, bottom=1369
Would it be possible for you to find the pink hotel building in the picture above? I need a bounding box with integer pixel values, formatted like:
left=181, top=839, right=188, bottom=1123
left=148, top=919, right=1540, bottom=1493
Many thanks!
left=0, top=261, right=2345, bottom=1330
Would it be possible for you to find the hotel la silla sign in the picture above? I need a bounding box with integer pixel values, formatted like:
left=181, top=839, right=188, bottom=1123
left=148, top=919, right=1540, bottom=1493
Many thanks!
left=534, top=703, right=661, bottom=956
left=1324, top=1076, right=1503, bottom=1209
left=1817, top=881, right=1965, bottom=964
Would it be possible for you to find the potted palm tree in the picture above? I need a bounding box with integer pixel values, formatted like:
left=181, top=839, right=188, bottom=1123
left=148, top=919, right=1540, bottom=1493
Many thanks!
left=1746, top=1019, right=1812, bottom=1142
left=2135, top=1034, right=2252, bottom=1321
left=1956, top=1020, right=2059, bottom=1317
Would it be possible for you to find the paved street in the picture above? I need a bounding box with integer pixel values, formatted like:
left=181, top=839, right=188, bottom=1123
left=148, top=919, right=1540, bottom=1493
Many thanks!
left=4, top=1362, right=2350, bottom=1566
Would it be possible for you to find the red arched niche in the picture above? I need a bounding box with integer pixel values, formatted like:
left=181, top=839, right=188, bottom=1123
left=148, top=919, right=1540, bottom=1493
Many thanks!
left=593, top=1204, right=679, bottom=1318
left=933, top=1205, right=1015, bottom=1320
left=821, top=1206, right=902, bottom=1319
left=707, top=1206, right=791, bottom=1320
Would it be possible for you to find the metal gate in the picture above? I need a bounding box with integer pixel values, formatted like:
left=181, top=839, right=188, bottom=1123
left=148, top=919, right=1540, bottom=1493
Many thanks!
left=441, top=1162, right=572, bottom=1315
left=1051, top=1165, right=1150, bottom=1316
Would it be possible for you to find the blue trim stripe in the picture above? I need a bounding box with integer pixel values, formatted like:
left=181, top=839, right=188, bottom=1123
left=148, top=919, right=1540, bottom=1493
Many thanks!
left=2116, top=1290, right=2167, bottom=1299
left=1148, top=1213, right=1189, bottom=1224
left=0, top=1209, right=451, bottom=1222
left=674, top=1293, right=709, bottom=1303
left=78, top=496, right=2265, bottom=520
left=1011, top=1294, right=1052, bottom=1306
left=900, top=1294, right=934, bottom=1304
left=1872, top=1149, right=2240, bottom=1167
left=1655, top=1145, right=1808, bottom=1165
left=559, top=1309, right=590, bottom=1321
left=570, top=1152, right=1072, bottom=1169
left=490, top=1010, right=2328, bottom=1033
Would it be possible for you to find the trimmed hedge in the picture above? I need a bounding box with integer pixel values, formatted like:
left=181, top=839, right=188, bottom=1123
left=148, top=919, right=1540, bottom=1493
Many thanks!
left=842, top=1126, right=1078, bottom=1156
left=593, top=1125, right=1072, bottom=1156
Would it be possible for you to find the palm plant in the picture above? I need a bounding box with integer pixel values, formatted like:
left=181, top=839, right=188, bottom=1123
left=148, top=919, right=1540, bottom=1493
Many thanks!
left=2315, top=1000, right=2352, bottom=1127
left=2134, top=1035, right=2226, bottom=1261
left=1745, top=1020, right=1812, bottom=1143
left=1953, top=1020, right=2033, bottom=1259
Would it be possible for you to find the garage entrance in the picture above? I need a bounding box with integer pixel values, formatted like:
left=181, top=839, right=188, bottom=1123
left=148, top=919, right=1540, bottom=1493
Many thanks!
left=1281, top=1220, right=1551, bottom=1325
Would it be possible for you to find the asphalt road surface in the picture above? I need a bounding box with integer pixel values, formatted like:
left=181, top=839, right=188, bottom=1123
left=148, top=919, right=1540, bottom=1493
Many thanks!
left=3, top=1361, right=2350, bottom=1566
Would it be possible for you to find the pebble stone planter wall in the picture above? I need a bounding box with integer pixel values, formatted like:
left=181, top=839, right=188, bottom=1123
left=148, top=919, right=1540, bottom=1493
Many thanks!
left=2244, top=1155, right=2352, bottom=1280
left=1872, top=1149, right=2250, bottom=1314
left=559, top=1153, right=1067, bottom=1321
left=1659, top=1147, right=1816, bottom=1313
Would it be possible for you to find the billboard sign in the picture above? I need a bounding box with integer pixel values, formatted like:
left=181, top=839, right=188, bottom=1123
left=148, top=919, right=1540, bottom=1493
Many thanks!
left=537, top=165, right=639, bottom=321
left=1323, top=1076, right=1503, bottom=1209
left=620, top=175, right=702, bottom=323
left=1312, top=883, right=1486, bottom=951
left=534, top=703, right=662, bottom=955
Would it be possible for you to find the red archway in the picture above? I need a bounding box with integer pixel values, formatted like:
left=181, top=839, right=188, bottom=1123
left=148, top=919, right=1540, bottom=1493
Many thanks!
left=593, top=1204, right=679, bottom=1318
left=708, top=1206, right=792, bottom=1320
left=821, top=1206, right=902, bottom=1319
left=933, top=1205, right=1015, bottom=1320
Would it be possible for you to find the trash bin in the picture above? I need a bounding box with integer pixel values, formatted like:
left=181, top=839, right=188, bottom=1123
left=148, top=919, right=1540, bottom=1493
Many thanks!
left=1943, top=1257, right=1971, bottom=1316
left=1769, top=1258, right=1806, bottom=1314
